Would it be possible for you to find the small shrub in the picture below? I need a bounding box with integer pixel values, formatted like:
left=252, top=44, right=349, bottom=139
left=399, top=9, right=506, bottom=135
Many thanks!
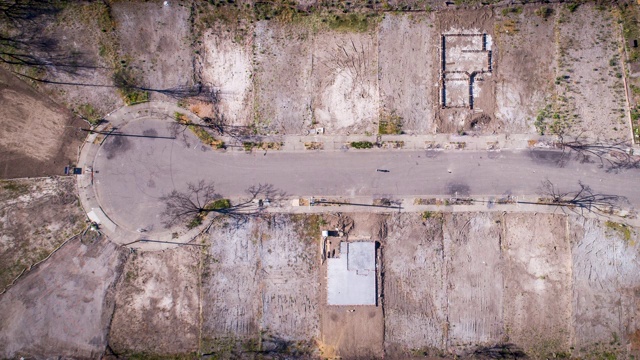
left=379, top=111, right=403, bottom=135
left=350, top=141, right=374, bottom=149
left=534, top=6, right=553, bottom=20
left=605, top=221, right=633, bottom=242
left=501, top=6, right=523, bottom=16
left=566, top=3, right=579, bottom=13
left=77, top=103, right=101, bottom=125
left=113, top=67, right=148, bottom=105
left=187, top=216, right=203, bottom=229
left=495, top=19, right=519, bottom=34
left=206, top=198, right=231, bottom=210
left=421, top=211, right=442, bottom=220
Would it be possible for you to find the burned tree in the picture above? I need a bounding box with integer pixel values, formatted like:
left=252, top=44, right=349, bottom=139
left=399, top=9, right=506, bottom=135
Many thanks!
left=538, top=179, right=629, bottom=216
left=557, top=134, right=640, bottom=173
left=160, top=180, right=286, bottom=229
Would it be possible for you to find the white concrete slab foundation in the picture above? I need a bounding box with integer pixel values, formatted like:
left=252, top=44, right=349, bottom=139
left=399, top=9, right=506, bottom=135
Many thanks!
left=327, top=241, right=376, bottom=306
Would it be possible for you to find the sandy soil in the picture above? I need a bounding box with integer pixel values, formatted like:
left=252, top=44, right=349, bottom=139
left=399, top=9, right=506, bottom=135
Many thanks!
left=570, top=216, right=640, bottom=359
left=320, top=305, right=384, bottom=359
left=201, top=214, right=320, bottom=356
left=503, top=213, right=572, bottom=358
left=313, top=31, right=379, bottom=135
left=200, top=28, right=253, bottom=126
left=108, top=247, right=201, bottom=356
left=253, top=22, right=314, bottom=135
left=111, top=1, right=195, bottom=99
left=443, top=213, right=504, bottom=352
left=383, top=213, right=447, bottom=356
left=378, top=13, right=437, bottom=134
left=0, top=177, right=86, bottom=291
left=0, top=236, right=126, bottom=359
left=0, top=68, right=85, bottom=178
left=555, top=4, right=630, bottom=141
left=494, top=4, right=556, bottom=134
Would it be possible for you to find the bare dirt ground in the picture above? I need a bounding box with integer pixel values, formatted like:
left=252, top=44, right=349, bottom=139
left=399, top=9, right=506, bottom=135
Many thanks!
left=253, top=22, right=314, bottom=135
left=383, top=211, right=640, bottom=359
left=111, top=1, right=195, bottom=98
left=383, top=213, right=446, bottom=357
left=503, top=213, right=572, bottom=358
left=494, top=5, right=556, bottom=134
left=320, top=305, right=384, bottom=359
left=570, top=216, right=640, bottom=359
left=108, top=246, right=201, bottom=356
left=0, top=236, right=126, bottom=359
left=200, top=28, right=253, bottom=126
left=313, top=30, right=379, bottom=135
left=378, top=13, right=437, bottom=134
left=40, top=2, right=122, bottom=116
left=555, top=4, right=630, bottom=141
left=443, top=213, right=504, bottom=352
left=0, top=68, right=85, bottom=178
left=3, top=2, right=636, bottom=141
left=0, top=209, right=639, bottom=358
left=201, top=214, right=320, bottom=357
left=0, top=177, right=85, bottom=291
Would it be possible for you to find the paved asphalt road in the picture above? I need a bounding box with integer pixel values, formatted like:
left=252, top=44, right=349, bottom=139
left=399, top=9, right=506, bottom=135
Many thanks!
left=93, top=118, right=640, bottom=233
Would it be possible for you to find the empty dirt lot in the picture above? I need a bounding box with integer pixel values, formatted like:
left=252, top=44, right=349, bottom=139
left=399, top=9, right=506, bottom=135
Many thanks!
left=383, top=212, right=640, bottom=359
left=2, top=2, right=633, bottom=141
left=0, top=209, right=639, bottom=359
left=0, top=68, right=85, bottom=178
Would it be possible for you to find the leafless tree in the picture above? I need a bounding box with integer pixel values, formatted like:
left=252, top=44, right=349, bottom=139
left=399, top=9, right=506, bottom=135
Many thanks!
left=557, top=133, right=640, bottom=173
left=160, top=180, right=286, bottom=228
left=539, top=179, right=629, bottom=216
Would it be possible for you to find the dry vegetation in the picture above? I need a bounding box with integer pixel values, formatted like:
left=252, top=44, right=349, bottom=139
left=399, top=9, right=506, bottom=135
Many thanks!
left=0, top=177, right=85, bottom=291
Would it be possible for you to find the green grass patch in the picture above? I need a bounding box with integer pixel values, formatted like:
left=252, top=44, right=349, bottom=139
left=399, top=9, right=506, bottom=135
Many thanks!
left=501, top=6, right=523, bottom=16
left=605, top=221, right=633, bottom=242
left=350, top=141, right=374, bottom=149
left=566, top=2, right=580, bottom=13
left=113, top=67, right=148, bottom=105
left=76, top=103, right=101, bottom=125
left=187, top=216, right=203, bottom=230
left=175, top=112, right=225, bottom=149
left=326, top=13, right=375, bottom=33
left=189, top=125, right=225, bottom=148
left=242, top=141, right=283, bottom=151
left=205, top=198, right=231, bottom=210
left=421, top=211, right=443, bottom=220
left=379, top=111, right=403, bottom=135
